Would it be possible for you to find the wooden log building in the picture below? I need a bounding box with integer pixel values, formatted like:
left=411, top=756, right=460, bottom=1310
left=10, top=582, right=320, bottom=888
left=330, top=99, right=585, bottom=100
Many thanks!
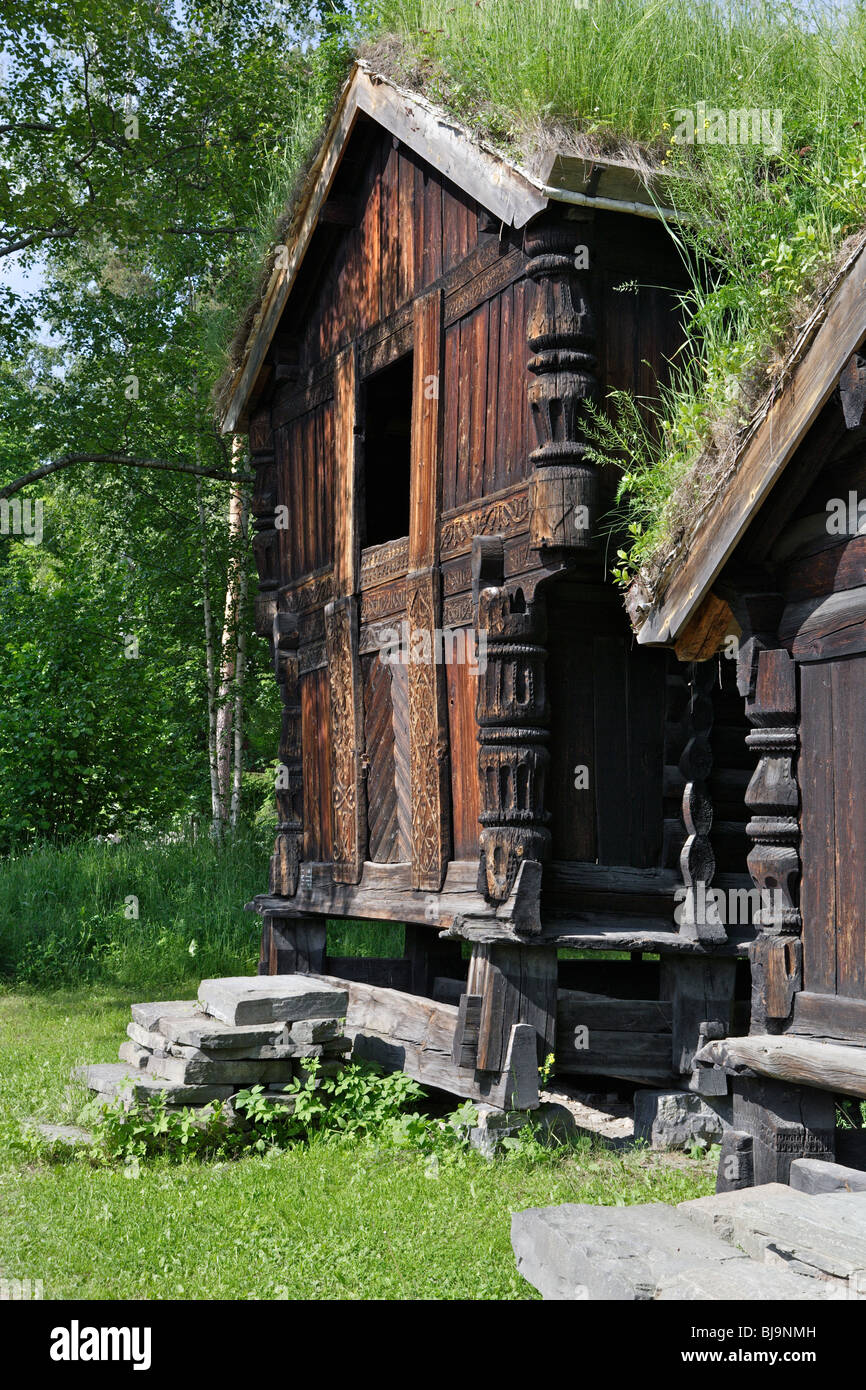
left=221, top=62, right=866, bottom=1167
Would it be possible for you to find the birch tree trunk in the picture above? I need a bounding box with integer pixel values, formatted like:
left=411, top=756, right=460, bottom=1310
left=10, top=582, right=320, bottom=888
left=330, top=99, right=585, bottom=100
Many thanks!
left=229, top=483, right=250, bottom=829
left=215, top=436, right=248, bottom=834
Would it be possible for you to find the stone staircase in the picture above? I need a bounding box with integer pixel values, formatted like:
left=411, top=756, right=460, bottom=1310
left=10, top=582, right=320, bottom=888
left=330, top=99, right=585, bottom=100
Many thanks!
left=512, top=1175, right=866, bottom=1300
left=73, top=975, right=351, bottom=1113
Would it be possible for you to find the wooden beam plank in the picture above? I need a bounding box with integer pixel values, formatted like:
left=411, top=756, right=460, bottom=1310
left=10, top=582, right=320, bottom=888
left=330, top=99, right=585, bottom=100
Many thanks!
left=318, top=975, right=538, bottom=1108
left=636, top=240, right=866, bottom=645
left=696, top=1033, right=866, bottom=1099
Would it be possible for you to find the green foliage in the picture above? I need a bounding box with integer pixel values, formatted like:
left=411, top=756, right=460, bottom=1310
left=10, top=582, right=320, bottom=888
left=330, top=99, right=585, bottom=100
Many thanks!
left=0, top=827, right=267, bottom=988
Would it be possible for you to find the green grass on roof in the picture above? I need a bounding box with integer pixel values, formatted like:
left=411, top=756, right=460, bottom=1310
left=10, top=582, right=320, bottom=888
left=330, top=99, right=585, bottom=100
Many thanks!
left=362, top=0, right=866, bottom=587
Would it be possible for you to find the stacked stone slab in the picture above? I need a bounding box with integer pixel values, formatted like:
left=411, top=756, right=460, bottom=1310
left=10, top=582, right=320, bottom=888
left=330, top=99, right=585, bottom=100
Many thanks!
left=74, top=976, right=351, bottom=1112
left=511, top=1182, right=866, bottom=1299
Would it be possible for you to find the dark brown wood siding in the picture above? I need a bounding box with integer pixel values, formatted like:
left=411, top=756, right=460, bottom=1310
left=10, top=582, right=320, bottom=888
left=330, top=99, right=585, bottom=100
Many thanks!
left=545, top=585, right=668, bottom=868
left=800, top=655, right=866, bottom=1000
left=275, top=402, right=335, bottom=578
left=300, top=666, right=333, bottom=861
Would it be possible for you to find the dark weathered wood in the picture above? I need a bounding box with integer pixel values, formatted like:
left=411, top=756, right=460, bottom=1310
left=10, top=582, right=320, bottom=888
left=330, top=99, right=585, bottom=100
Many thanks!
left=799, top=660, right=836, bottom=996
left=325, top=956, right=411, bottom=991
left=791, top=990, right=866, bottom=1041
left=316, top=974, right=539, bottom=1109
left=468, top=943, right=558, bottom=1069
left=731, top=1075, right=834, bottom=1186
left=260, top=915, right=327, bottom=975
left=660, top=957, right=736, bottom=1076
left=452, top=993, right=482, bottom=1068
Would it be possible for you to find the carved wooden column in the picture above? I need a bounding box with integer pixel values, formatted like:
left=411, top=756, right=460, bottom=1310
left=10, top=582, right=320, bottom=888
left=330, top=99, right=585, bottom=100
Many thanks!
left=738, top=595, right=802, bottom=1033
left=678, top=661, right=724, bottom=944
left=326, top=345, right=367, bottom=884
left=525, top=214, right=598, bottom=551
left=407, top=288, right=451, bottom=891
left=473, top=537, right=550, bottom=902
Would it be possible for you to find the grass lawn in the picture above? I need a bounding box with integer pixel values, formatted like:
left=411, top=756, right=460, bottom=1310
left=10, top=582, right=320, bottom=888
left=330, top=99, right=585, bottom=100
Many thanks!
left=0, top=987, right=716, bottom=1300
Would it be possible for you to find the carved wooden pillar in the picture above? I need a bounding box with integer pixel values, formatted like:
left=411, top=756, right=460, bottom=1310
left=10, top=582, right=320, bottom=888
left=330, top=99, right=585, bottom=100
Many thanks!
left=473, top=537, right=550, bottom=903
left=525, top=214, right=598, bottom=551
left=678, top=661, right=724, bottom=944
left=407, top=289, right=451, bottom=891
left=738, top=594, right=802, bottom=1033
left=326, top=345, right=367, bottom=884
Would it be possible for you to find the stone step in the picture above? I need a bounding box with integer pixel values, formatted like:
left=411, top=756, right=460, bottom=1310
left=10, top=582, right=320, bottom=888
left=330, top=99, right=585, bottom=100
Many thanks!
left=511, top=1197, right=851, bottom=1301
left=790, top=1158, right=866, bottom=1195
left=118, top=1044, right=295, bottom=1088
left=125, top=1022, right=342, bottom=1063
left=154, top=1012, right=293, bottom=1051
left=197, top=976, right=348, bottom=1027
left=73, top=1063, right=233, bottom=1107
left=678, top=1183, right=866, bottom=1292
left=511, top=1203, right=750, bottom=1301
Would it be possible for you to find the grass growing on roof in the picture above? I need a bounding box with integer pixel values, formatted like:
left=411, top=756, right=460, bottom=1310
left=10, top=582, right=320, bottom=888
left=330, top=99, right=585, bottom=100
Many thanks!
left=357, top=0, right=866, bottom=580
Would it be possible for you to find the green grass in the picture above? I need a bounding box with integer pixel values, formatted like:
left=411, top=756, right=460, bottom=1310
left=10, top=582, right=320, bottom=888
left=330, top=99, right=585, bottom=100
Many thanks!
left=0, top=829, right=411, bottom=989
left=0, top=988, right=715, bottom=1299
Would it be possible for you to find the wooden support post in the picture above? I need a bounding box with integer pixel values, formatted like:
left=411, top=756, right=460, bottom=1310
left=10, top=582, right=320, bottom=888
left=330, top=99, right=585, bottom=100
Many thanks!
left=326, top=345, right=367, bottom=884
left=738, top=595, right=802, bottom=1033
left=732, top=1076, right=834, bottom=1187
left=467, top=942, right=557, bottom=1070
left=473, top=537, right=550, bottom=903
left=661, top=956, right=736, bottom=1079
left=258, top=914, right=327, bottom=976
left=525, top=213, right=598, bottom=551
left=407, top=287, right=451, bottom=891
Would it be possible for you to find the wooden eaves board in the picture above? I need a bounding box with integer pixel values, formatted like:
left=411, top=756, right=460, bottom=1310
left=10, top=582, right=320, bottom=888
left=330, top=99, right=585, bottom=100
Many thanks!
left=635, top=241, right=866, bottom=646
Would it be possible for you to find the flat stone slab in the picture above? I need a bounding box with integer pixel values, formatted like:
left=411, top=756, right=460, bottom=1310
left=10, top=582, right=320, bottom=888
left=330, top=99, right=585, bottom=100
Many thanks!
left=131, top=1000, right=196, bottom=1031
left=73, top=1063, right=233, bottom=1106
left=290, top=1018, right=344, bottom=1044
left=29, top=1122, right=93, bottom=1148
left=790, top=1158, right=866, bottom=1194
left=511, top=1202, right=749, bottom=1301
left=126, top=1021, right=171, bottom=1054
left=679, top=1184, right=866, bottom=1288
left=140, top=1053, right=295, bottom=1087
left=198, top=976, right=348, bottom=1026
left=156, top=1012, right=291, bottom=1050
left=655, top=1262, right=843, bottom=1300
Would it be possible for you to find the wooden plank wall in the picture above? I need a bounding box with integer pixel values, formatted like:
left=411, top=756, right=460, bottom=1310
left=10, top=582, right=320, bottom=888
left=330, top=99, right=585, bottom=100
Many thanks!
left=545, top=583, right=668, bottom=867
left=275, top=402, right=335, bottom=576
left=301, top=136, right=479, bottom=369
left=800, top=656, right=866, bottom=1000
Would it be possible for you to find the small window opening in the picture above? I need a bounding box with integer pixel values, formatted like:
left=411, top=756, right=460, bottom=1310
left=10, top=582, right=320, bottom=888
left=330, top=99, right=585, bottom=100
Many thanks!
left=363, top=353, right=413, bottom=548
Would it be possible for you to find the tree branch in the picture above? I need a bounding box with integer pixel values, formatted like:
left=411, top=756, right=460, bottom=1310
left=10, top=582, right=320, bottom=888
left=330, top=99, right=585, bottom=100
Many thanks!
left=0, top=452, right=253, bottom=500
